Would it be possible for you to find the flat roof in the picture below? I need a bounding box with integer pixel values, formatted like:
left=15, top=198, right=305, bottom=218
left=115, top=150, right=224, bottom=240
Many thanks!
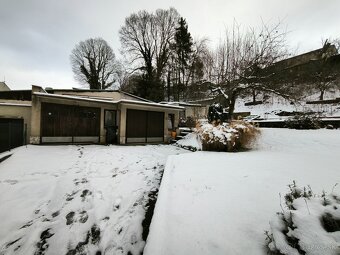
left=45, top=89, right=153, bottom=102
left=33, top=92, right=184, bottom=110
left=0, top=102, right=31, bottom=107
left=159, top=101, right=203, bottom=107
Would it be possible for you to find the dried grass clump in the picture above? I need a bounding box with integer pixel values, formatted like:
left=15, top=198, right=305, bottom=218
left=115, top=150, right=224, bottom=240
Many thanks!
left=230, top=120, right=261, bottom=149
left=196, top=120, right=260, bottom=152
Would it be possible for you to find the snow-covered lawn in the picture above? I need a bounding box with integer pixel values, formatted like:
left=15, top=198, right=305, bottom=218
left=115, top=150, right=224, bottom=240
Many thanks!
left=144, top=128, right=340, bottom=255
left=0, top=144, right=186, bottom=255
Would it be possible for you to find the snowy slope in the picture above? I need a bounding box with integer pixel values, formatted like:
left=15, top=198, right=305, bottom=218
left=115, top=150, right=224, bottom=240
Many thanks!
left=235, top=95, right=340, bottom=118
left=144, top=128, right=340, bottom=255
left=0, top=145, right=186, bottom=255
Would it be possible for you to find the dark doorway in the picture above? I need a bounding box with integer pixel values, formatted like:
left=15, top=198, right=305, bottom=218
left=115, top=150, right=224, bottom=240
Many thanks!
left=104, top=110, right=117, bottom=144
left=0, top=118, right=24, bottom=153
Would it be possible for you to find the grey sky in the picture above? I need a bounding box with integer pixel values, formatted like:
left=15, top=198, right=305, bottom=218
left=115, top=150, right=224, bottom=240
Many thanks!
left=0, top=0, right=339, bottom=90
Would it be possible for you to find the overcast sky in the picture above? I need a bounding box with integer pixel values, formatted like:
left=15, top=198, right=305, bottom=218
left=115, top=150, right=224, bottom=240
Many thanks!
left=1, top=0, right=339, bottom=90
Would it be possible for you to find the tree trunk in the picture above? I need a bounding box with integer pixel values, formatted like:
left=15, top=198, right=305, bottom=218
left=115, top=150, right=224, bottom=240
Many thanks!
left=319, top=90, right=324, bottom=101
left=177, top=71, right=181, bottom=101
left=167, top=71, right=171, bottom=101
left=228, top=96, right=236, bottom=122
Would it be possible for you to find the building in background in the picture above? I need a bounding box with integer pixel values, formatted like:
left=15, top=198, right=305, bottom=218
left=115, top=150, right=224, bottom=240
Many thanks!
left=0, top=86, right=183, bottom=153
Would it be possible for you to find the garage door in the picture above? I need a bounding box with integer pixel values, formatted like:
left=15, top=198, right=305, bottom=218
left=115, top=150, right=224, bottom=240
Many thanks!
left=0, top=118, right=24, bottom=153
left=126, top=109, right=164, bottom=143
left=41, top=103, right=100, bottom=143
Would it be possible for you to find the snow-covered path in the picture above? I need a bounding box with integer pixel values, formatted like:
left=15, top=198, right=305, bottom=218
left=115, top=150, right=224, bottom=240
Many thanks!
left=144, top=128, right=340, bottom=255
left=0, top=145, right=185, bottom=255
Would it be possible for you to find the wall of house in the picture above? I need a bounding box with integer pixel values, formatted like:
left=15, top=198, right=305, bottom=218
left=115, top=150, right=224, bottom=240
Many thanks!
left=30, top=93, right=117, bottom=144
left=185, top=106, right=208, bottom=119
left=0, top=82, right=11, bottom=91
left=0, top=104, right=31, bottom=143
left=117, top=103, right=180, bottom=144
left=30, top=86, right=181, bottom=145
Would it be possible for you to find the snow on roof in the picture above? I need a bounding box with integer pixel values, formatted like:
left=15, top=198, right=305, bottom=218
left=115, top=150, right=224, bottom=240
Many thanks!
left=0, top=102, right=31, bottom=107
left=33, top=92, right=184, bottom=110
left=159, top=101, right=203, bottom=107
left=119, top=91, right=153, bottom=102
left=118, top=99, right=185, bottom=110
left=34, top=92, right=118, bottom=104
left=61, top=94, right=117, bottom=101
left=45, top=88, right=153, bottom=102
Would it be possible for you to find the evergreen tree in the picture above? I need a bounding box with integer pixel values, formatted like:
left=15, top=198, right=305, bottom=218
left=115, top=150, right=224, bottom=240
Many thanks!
left=173, top=17, right=193, bottom=100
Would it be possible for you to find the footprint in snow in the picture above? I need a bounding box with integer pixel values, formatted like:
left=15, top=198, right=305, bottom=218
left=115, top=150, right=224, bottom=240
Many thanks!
left=66, top=211, right=88, bottom=225
left=51, top=211, right=60, bottom=218
left=74, top=178, right=88, bottom=185
left=113, top=198, right=122, bottom=211
left=80, top=189, right=92, bottom=202
left=35, top=228, right=54, bottom=254
left=66, top=224, right=100, bottom=254
left=130, top=234, right=137, bottom=245
left=66, top=190, right=79, bottom=201
left=66, top=211, right=75, bottom=225
left=20, top=220, right=33, bottom=229
left=79, top=211, right=89, bottom=223
left=102, top=216, right=110, bottom=221
left=3, top=179, right=18, bottom=185
left=5, top=237, right=21, bottom=249
left=117, top=227, right=123, bottom=235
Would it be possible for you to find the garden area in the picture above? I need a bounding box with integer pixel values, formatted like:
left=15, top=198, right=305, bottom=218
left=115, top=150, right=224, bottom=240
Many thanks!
left=0, top=127, right=339, bottom=255
left=145, top=128, right=340, bottom=255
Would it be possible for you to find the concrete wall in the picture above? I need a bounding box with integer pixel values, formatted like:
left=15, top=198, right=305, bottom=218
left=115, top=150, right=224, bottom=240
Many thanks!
left=0, top=103, right=31, bottom=143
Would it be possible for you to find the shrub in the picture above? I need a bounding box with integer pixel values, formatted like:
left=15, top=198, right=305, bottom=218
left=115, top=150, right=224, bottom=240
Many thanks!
left=196, top=120, right=260, bottom=152
left=266, top=182, right=340, bottom=255
left=284, top=113, right=321, bottom=129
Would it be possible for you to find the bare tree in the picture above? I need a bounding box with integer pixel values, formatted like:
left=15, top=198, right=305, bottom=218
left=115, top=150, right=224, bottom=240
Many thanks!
left=311, top=40, right=340, bottom=100
left=70, top=38, right=117, bottom=90
left=208, top=21, right=291, bottom=120
left=119, top=8, right=179, bottom=101
left=115, top=60, right=131, bottom=90
left=168, top=37, right=208, bottom=101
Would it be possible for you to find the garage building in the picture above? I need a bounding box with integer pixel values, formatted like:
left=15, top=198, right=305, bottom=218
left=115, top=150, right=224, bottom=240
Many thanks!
left=0, top=85, right=183, bottom=152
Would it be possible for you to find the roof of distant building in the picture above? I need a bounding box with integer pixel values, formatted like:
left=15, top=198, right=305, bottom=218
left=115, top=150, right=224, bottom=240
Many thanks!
left=0, top=82, right=10, bottom=91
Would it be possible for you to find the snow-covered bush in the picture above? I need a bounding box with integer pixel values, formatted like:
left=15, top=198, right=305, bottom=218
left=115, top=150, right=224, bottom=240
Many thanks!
left=175, top=132, right=201, bottom=151
left=285, top=113, right=321, bottom=129
left=266, top=182, right=340, bottom=255
left=176, top=121, right=259, bottom=152
left=197, top=121, right=260, bottom=152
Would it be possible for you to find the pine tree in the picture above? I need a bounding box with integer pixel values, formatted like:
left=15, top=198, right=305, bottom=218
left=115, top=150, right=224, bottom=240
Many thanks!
left=173, top=17, right=193, bottom=100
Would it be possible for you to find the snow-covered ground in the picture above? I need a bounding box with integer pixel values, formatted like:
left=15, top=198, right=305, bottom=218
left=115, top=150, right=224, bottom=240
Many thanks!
left=144, top=128, right=340, bottom=255
left=0, top=145, right=186, bottom=255
left=235, top=95, right=340, bottom=119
